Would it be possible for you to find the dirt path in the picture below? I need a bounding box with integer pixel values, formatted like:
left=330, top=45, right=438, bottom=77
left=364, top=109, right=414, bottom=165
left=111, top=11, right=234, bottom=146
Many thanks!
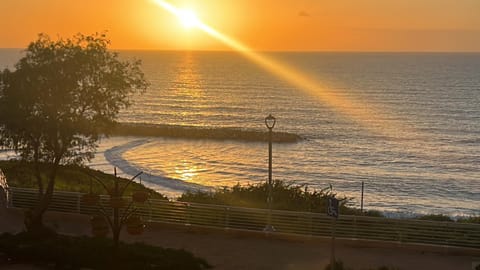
left=0, top=209, right=478, bottom=270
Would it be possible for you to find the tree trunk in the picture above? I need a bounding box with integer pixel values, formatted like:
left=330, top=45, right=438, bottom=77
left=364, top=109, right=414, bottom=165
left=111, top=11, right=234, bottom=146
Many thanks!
left=33, top=146, right=44, bottom=196
left=25, top=160, right=59, bottom=234
left=113, top=223, right=121, bottom=250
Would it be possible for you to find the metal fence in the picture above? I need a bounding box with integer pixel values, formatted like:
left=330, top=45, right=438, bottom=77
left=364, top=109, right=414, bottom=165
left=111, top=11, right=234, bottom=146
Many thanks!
left=7, top=187, right=480, bottom=249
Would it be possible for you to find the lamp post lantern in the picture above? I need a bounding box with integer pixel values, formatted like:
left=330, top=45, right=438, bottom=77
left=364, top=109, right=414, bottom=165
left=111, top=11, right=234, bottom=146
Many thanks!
left=264, top=114, right=276, bottom=232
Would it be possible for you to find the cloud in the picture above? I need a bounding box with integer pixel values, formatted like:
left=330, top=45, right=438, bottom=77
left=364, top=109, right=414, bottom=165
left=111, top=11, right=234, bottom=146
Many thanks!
left=298, top=11, right=310, bottom=17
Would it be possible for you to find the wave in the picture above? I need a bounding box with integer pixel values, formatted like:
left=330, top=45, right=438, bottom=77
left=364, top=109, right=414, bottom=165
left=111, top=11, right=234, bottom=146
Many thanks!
left=111, top=122, right=303, bottom=143
left=104, top=139, right=211, bottom=193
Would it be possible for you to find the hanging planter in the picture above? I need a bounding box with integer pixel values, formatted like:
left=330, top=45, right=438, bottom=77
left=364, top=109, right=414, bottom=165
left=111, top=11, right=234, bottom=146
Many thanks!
left=83, top=178, right=100, bottom=205
left=82, top=193, right=100, bottom=205
left=132, top=177, right=149, bottom=203
left=126, top=215, right=145, bottom=235
left=132, top=191, right=149, bottom=203
left=108, top=188, right=117, bottom=197
left=109, top=196, right=125, bottom=208
left=91, top=215, right=109, bottom=237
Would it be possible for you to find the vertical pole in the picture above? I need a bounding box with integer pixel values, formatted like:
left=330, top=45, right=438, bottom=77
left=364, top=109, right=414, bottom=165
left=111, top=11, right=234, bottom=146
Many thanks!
left=360, top=181, right=364, bottom=213
left=331, top=218, right=336, bottom=270
left=267, top=128, right=273, bottom=231
left=264, top=114, right=275, bottom=232
left=268, top=128, right=272, bottom=188
left=224, top=207, right=230, bottom=229
left=113, top=167, right=120, bottom=249
left=76, top=193, right=81, bottom=213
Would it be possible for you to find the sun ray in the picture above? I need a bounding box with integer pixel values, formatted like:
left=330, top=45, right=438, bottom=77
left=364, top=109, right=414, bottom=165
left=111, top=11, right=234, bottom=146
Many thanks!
left=151, top=0, right=414, bottom=139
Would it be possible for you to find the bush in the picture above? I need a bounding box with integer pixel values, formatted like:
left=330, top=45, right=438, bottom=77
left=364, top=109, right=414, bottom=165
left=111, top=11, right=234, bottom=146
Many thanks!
left=417, top=214, right=453, bottom=222
left=324, top=259, right=349, bottom=270
left=0, top=232, right=211, bottom=269
left=457, top=216, right=480, bottom=224
left=179, top=180, right=377, bottom=216
left=363, top=210, right=384, bottom=217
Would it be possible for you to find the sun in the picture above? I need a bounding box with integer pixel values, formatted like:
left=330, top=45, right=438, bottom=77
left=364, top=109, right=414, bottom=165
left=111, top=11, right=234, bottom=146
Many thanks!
left=178, top=9, right=200, bottom=29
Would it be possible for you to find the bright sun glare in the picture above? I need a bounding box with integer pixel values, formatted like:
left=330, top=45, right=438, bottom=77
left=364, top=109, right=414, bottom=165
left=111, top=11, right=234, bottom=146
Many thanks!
left=178, top=9, right=200, bottom=28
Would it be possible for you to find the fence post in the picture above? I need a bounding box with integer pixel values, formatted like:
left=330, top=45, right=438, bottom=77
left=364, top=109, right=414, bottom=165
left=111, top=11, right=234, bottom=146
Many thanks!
left=7, top=188, right=12, bottom=208
left=224, top=207, right=230, bottom=229
left=353, top=216, right=357, bottom=239
left=186, top=203, right=191, bottom=226
left=445, top=222, right=450, bottom=246
left=397, top=220, right=403, bottom=243
left=309, top=212, right=313, bottom=237
left=76, top=193, right=81, bottom=214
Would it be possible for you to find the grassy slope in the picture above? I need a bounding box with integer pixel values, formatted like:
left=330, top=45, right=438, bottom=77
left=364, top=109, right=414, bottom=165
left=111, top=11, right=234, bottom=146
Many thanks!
left=0, top=160, right=167, bottom=200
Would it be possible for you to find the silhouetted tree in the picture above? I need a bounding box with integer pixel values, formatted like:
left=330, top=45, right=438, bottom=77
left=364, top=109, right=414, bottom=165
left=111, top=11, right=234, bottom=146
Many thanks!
left=0, top=33, right=148, bottom=232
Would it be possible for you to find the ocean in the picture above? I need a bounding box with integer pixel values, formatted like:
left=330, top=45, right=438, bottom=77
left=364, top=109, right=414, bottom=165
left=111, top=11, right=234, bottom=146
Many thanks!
left=1, top=49, right=479, bottom=217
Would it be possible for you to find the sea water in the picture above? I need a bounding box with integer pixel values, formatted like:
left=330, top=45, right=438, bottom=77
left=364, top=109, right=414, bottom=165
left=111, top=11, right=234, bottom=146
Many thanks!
left=1, top=50, right=479, bottom=217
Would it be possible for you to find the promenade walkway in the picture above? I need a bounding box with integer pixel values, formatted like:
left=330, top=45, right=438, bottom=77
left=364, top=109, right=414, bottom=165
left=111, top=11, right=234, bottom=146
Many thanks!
left=0, top=208, right=477, bottom=269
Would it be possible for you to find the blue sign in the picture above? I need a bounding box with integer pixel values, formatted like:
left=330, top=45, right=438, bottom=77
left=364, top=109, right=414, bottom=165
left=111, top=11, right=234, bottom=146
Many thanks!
left=327, top=197, right=339, bottom=218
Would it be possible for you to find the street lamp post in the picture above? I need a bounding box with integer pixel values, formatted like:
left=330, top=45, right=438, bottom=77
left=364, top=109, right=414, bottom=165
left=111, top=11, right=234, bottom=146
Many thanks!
left=264, top=114, right=276, bottom=232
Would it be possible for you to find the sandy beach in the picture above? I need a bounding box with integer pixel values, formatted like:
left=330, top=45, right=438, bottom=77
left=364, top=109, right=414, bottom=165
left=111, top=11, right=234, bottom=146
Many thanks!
left=0, top=208, right=478, bottom=270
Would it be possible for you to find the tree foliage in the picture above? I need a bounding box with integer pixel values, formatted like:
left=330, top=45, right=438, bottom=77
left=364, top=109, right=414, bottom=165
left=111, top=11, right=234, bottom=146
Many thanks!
left=0, top=33, right=148, bottom=229
left=0, top=33, right=147, bottom=165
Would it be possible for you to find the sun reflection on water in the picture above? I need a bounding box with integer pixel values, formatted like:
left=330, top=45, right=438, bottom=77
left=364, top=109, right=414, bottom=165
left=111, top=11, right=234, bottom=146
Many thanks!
left=174, top=160, right=199, bottom=181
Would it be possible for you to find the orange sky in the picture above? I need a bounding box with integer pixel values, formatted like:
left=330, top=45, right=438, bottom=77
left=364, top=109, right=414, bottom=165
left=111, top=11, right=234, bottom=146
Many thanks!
left=1, top=0, right=479, bottom=51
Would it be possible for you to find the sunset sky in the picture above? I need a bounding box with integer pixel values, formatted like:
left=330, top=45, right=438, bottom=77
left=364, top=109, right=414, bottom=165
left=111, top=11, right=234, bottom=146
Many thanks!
left=1, top=0, right=479, bottom=51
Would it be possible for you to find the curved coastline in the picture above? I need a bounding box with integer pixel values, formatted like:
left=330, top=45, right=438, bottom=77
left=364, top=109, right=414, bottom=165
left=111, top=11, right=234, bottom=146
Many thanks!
left=103, top=139, right=211, bottom=193
left=110, top=122, right=303, bottom=143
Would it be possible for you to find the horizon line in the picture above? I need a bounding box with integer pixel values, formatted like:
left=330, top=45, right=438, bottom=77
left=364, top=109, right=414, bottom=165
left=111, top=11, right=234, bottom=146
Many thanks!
left=1, top=47, right=480, bottom=54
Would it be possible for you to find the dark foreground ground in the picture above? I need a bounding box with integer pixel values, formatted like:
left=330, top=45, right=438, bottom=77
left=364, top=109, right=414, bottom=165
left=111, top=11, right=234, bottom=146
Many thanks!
left=0, top=208, right=478, bottom=270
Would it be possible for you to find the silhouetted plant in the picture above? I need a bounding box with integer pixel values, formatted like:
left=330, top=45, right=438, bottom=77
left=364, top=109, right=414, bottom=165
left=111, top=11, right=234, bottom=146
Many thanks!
left=179, top=180, right=367, bottom=215
left=0, top=232, right=211, bottom=269
left=85, top=168, right=148, bottom=249
left=324, top=259, right=349, bottom=270
left=457, top=215, right=480, bottom=224
left=417, top=214, right=453, bottom=222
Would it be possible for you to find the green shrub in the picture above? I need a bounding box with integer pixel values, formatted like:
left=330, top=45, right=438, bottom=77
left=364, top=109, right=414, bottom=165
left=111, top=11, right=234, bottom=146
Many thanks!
left=457, top=216, right=480, bottom=224
left=324, top=259, right=349, bottom=270
left=179, top=180, right=378, bottom=216
left=363, top=210, right=384, bottom=217
left=0, top=232, right=211, bottom=269
left=417, top=214, right=453, bottom=222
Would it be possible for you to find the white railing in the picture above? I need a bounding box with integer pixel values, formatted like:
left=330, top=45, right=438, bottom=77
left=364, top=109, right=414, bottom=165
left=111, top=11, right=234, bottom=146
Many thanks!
left=6, top=187, right=480, bottom=249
